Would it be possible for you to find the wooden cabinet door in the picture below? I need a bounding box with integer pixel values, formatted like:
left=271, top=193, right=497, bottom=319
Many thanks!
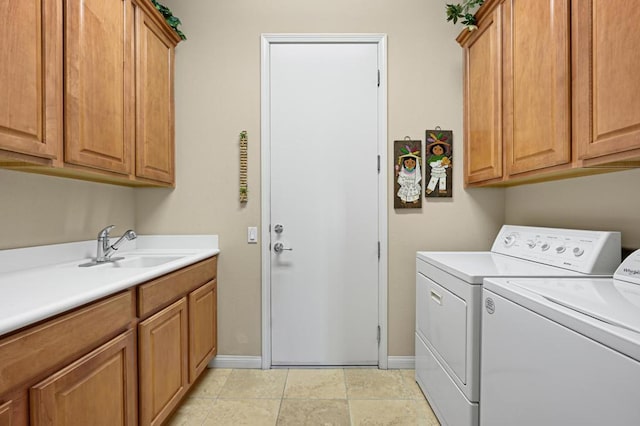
left=135, top=9, right=176, bottom=184
left=188, top=279, right=217, bottom=382
left=462, top=3, right=503, bottom=185
left=64, top=0, right=134, bottom=174
left=0, top=400, right=13, bottom=425
left=30, top=330, right=137, bottom=426
left=0, top=0, right=61, bottom=160
left=139, top=298, right=188, bottom=426
left=574, top=1, right=640, bottom=161
left=503, top=0, right=571, bottom=176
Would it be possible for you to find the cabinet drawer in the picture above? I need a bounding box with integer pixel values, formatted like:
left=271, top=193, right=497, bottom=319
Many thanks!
left=138, top=256, right=217, bottom=318
left=0, top=290, right=135, bottom=396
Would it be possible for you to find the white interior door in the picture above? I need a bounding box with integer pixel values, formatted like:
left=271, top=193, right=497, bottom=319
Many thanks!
left=269, top=41, right=380, bottom=366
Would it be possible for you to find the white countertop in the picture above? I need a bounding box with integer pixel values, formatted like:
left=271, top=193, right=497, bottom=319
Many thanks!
left=0, top=235, right=219, bottom=337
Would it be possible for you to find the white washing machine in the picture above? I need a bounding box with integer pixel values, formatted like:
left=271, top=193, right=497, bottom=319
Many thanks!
left=415, top=225, right=621, bottom=426
left=481, top=249, right=640, bottom=426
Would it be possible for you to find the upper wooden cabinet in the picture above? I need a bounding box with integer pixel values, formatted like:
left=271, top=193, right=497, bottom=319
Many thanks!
left=0, top=0, right=180, bottom=186
left=573, top=0, right=640, bottom=164
left=136, top=10, right=176, bottom=184
left=463, top=2, right=503, bottom=185
left=459, top=0, right=640, bottom=186
left=64, top=0, right=135, bottom=175
left=0, top=0, right=62, bottom=161
left=502, top=0, right=571, bottom=176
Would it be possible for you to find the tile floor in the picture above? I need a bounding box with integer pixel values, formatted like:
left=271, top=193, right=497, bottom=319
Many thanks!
left=167, top=368, right=440, bottom=426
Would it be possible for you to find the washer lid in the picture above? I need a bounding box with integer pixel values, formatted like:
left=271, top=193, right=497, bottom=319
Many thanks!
left=512, top=278, right=640, bottom=334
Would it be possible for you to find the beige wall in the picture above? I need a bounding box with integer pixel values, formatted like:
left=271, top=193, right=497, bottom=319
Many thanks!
left=0, top=169, right=135, bottom=249
left=137, top=0, right=505, bottom=357
left=505, top=168, right=640, bottom=248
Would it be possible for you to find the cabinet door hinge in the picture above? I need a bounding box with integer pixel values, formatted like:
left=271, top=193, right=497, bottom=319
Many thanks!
left=377, top=69, right=380, bottom=87
left=377, top=325, right=381, bottom=344
left=377, top=155, right=381, bottom=173
left=378, top=241, right=381, bottom=259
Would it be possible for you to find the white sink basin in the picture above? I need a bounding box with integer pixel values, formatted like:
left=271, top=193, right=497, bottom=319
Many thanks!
left=103, top=255, right=184, bottom=268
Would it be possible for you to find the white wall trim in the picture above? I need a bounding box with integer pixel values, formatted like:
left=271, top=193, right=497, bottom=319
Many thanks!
left=387, top=356, right=415, bottom=370
left=260, top=33, right=389, bottom=370
left=208, top=355, right=262, bottom=369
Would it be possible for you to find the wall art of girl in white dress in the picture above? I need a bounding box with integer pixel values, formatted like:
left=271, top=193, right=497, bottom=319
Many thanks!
left=394, top=141, right=422, bottom=208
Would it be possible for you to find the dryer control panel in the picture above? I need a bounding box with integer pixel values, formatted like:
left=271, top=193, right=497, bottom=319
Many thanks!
left=491, top=225, right=621, bottom=275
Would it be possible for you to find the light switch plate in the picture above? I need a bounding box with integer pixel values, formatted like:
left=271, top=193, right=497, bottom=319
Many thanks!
left=248, top=226, right=258, bottom=244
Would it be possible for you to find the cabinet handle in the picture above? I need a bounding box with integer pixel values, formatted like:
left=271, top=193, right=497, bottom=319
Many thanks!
left=430, top=290, right=442, bottom=305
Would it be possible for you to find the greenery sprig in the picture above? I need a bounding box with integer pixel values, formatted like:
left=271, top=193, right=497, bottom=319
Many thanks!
left=446, top=0, right=485, bottom=29
left=150, top=0, right=186, bottom=40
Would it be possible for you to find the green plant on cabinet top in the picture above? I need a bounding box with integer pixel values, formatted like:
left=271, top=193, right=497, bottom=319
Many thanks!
left=151, top=0, right=186, bottom=40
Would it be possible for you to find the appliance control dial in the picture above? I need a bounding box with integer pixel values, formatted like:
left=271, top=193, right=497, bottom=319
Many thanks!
left=503, top=234, right=517, bottom=247
left=527, top=240, right=536, bottom=249
left=541, top=243, right=550, bottom=251
left=556, top=245, right=566, bottom=254
left=573, top=247, right=585, bottom=257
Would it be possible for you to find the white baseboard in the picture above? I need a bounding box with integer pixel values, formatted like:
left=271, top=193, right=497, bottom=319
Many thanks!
left=208, top=355, right=414, bottom=370
left=208, top=355, right=262, bottom=369
left=387, top=356, right=415, bottom=369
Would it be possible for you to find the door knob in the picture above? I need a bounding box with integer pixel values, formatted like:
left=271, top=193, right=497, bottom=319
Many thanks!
left=273, top=242, right=293, bottom=253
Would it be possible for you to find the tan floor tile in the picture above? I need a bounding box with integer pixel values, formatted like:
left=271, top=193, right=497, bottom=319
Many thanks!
left=190, top=368, right=233, bottom=399
left=345, top=369, right=413, bottom=399
left=219, top=369, right=288, bottom=399
left=166, top=397, right=215, bottom=426
left=202, top=399, right=281, bottom=426
left=284, top=369, right=347, bottom=399
left=277, top=399, right=350, bottom=426
left=416, top=399, right=441, bottom=426
left=400, top=369, right=427, bottom=400
left=349, top=399, right=417, bottom=425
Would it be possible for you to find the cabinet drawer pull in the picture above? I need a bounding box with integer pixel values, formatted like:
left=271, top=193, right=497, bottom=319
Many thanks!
left=430, top=290, right=442, bottom=305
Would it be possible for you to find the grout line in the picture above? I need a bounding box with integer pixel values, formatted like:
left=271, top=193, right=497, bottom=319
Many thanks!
left=274, top=368, right=289, bottom=424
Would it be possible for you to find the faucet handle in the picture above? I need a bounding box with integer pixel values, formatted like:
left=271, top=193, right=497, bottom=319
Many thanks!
left=98, top=225, right=116, bottom=239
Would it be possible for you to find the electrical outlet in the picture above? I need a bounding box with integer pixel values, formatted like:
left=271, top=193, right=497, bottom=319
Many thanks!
left=248, top=226, right=258, bottom=243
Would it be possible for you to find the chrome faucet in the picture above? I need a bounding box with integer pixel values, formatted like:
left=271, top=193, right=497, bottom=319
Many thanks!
left=80, top=225, right=137, bottom=267
left=96, top=225, right=137, bottom=262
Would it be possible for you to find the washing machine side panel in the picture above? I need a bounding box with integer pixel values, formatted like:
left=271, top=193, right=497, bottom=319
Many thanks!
left=481, top=289, right=640, bottom=426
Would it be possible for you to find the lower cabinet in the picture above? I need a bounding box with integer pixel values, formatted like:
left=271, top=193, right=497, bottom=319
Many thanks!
left=0, top=256, right=218, bottom=426
left=30, top=330, right=137, bottom=426
left=189, top=279, right=218, bottom=382
left=137, top=257, right=218, bottom=426
left=139, top=298, right=189, bottom=426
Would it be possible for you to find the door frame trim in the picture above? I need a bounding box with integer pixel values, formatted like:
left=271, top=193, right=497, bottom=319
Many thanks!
left=260, top=33, right=388, bottom=369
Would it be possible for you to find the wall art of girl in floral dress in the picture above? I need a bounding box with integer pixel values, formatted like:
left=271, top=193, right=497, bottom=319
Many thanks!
left=394, top=140, right=422, bottom=209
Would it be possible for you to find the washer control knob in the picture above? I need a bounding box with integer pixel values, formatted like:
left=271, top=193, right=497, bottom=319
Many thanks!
left=527, top=240, right=536, bottom=249
left=503, top=235, right=517, bottom=247
left=573, top=247, right=585, bottom=257
left=556, top=245, right=566, bottom=254
left=541, top=243, right=550, bottom=251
